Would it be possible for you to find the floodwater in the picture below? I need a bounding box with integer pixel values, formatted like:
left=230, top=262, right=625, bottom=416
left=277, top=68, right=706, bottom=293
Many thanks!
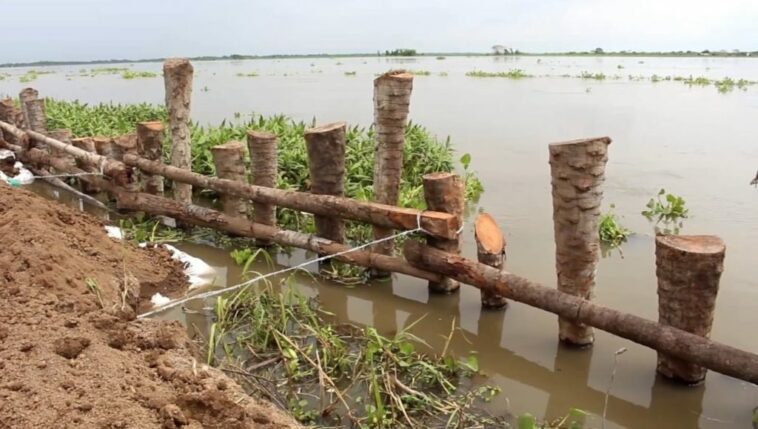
left=3, top=55, right=758, bottom=428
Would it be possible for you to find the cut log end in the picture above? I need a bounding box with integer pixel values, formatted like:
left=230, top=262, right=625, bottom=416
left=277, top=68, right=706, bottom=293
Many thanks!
left=247, top=130, right=277, bottom=141
left=163, top=58, right=193, bottom=72
left=305, top=122, right=346, bottom=135
left=548, top=136, right=612, bottom=152
left=137, top=121, right=164, bottom=132
left=475, top=213, right=505, bottom=254
left=210, top=141, right=246, bottom=152
left=375, top=70, right=414, bottom=82
left=655, top=235, right=725, bottom=255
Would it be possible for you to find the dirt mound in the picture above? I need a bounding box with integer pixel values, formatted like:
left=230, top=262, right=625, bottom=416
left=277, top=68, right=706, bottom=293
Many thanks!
left=0, top=184, right=300, bottom=428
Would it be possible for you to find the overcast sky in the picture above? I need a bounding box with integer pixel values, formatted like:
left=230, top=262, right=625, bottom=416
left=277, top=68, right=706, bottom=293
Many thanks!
left=3, top=0, right=758, bottom=63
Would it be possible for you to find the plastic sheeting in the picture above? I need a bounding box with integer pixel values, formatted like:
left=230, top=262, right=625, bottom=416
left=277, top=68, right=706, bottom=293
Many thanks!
left=0, top=150, right=34, bottom=186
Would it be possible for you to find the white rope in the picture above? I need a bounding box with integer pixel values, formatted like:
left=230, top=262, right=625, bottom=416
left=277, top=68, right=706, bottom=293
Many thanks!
left=138, top=216, right=466, bottom=319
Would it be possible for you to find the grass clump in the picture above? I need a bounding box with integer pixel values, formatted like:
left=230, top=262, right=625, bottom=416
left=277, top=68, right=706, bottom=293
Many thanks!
left=121, top=70, right=158, bottom=79
left=578, top=71, right=606, bottom=80
left=408, top=70, right=432, bottom=76
left=466, top=69, right=532, bottom=79
left=598, top=205, right=631, bottom=248
left=344, top=71, right=357, bottom=76
left=236, top=72, right=259, bottom=77
left=19, top=69, right=54, bottom=83
left=210, top=283, right=506, bottom=427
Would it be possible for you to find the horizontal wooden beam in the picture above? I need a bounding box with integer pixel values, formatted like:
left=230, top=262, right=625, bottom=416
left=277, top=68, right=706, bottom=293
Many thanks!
left=116, top=191, right=442, bottom=282
left=122, top=154, right=460, bottom=239
left=403, top=240, right=758, bottom=385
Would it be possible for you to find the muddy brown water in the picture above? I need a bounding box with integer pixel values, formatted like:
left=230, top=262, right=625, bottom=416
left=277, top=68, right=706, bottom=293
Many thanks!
left=4, top=55, right=758, bottom=428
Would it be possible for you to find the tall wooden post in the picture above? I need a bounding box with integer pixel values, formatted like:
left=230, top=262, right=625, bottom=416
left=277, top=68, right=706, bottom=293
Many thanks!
left=247, top=130, right=278, bottom=246
left=475, top=213, right=508, bottom=309
left=210, top=141, right=248, bottom=217
left=656, top=235, right=725, bottom=384
left=371, top=71, right=413, bottom=268
left=136, top=121, right=165, bottom=196
left=304, top=122, right=346, bottom=243
left=422, top=172, right=464, bottom=293
left=0, top=98, right=24, bottom=145
left=18, top=88, right=39, bottom=131
left=163, top=58, right=194, bottom=204
left=549, top=137, right=611, bottom=346
left=19, top=88, right=47, bottom=142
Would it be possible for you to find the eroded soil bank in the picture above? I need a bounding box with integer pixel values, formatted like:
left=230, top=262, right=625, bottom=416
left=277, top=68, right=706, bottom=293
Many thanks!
left=0, top=184, right=300, bottom=428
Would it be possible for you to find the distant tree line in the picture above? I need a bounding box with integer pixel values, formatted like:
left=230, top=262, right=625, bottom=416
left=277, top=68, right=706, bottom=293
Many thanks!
left=383, top=49, right=417, bottom=57
left=563, top=48, right=758, bottom=57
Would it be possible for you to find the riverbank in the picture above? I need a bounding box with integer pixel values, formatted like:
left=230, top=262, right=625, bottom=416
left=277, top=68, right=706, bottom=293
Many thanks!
left=0, top=184, right=300, bottom=428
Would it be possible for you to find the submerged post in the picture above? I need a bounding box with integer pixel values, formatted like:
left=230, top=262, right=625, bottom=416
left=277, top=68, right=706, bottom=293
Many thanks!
left=549, top=136, right=611, bottom=346
left=136, top=121, right=165, bottom=196
left=210, top=141, right=248, bottom=217
left=163, top=58, right=194, bottom=204
left=247, top=130, right=278, bottom=246
left=371, top=71, right=414, bottom=268
left=304, top=122, right=347, bottom=243
left=655, top=235, right=725, bottom=384
left=475, top=213, right=508, bottom=309
left=422, top=172, right=464, bottom=293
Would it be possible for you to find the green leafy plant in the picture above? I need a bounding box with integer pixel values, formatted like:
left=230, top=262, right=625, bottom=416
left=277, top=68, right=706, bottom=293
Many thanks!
left=599, top=205, right=631, bottom=248
left=121, top=70, right=158, bottom=79
left=642, top=189, right=688, bottom=223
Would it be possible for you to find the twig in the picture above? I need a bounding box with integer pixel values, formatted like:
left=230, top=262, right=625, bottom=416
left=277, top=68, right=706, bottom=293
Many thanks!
left=602, top=347, right=627, bottom=428
left=441, top=317, right=456, bottom=356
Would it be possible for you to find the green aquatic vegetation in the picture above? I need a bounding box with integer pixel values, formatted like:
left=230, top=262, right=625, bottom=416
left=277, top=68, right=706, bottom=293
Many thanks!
left=118, top=214, right=185, bottom=244
left=436, top=56, right=446, bottom=60
left=579, top=71, right=606, bottom=80
left=121, top=70, right=158, bottom=79
left=17, top=70, right=53, bottom=83
left=683, top=75, right=711, bottom=86
left=343, top=71, right=357, bottom=76
left=408, top=69, right=431, bottom=76
left=466, top=69, right=532, bottom=79
left=210, top=283, right=505, bottom=427
left=236, top=72, right=259, bottom=77
left=46, top=99, right=167, bottom=136
left=438, top=72, right=448, bottom=77
left=90, top=67, right=129, bottom=76
left=642, top=189, right=688, bottom=234
left=599, top=205, right=631, bottom=248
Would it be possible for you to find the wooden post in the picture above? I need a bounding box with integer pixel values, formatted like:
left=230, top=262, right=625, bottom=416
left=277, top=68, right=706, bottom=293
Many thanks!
left=247, top=130, right=278, bottom=246
left=72, top=137, right=101, bottom=193
left=475, top=213, right=508, bottom=309
left=371, top=71, right=414, bottom=265
left=47, top=130, right=77, bottom=173
left=655, top=235, right=726, bottom=384
left=422, top=172, right=464, bottom=293
left=304, top=122, right=346, bottom=243
left=0, top=98, right=24, bottom=145
left=163, top=58, right=194, bottom=204
left=210, top=141, right=248, bottom=217
left=549, top=137, right=611, bottom=346
left=136, top=122, right=165, bottom=196
left=19, top=89, right=47, bottom=136
left=402, top=240, right=758, bottom=385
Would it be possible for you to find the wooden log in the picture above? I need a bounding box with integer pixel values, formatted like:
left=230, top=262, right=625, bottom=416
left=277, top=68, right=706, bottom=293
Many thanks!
left=121, top=153, right=459, bottom=239
left=47, top=129, right=77, bottom=174
left=247, top=130, right=278, bottom=245
left=0, top=121, right=132, bottom=186
left=475, top=213, right=508, bottom=309
left=372, top=70, right=414, bottom=263
left=402, top=240, right=758, bottom=385
left=163, top=58, right=194, bottom=204
left=655, top=235, right=726, bottom=384
left=549, top=136, right=611, bottom=346
left=136, top=121, right=165, bottom=196
left=19, top=88, right=44, bottom=133
left=423, top=172, right=464, bottom=293
left=0, top=140, right=116, bottom=193
left=210, top=141, right=248, bottom=217
left=72, top=138, right=101, bottom=193
left=116, top=191, right=442, bottom=283
left=304, top=122, right=346, bottom=243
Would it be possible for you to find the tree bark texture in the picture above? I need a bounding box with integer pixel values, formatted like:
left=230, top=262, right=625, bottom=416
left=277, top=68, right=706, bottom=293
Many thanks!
left=402, top=241, right=758, bottom=385
left=136, top=121, right=165, bottom=195
left=372, top=71, right=414, bottom=260
left=475, top=213, right=508, bottom=309
left=247, top=130, right=278, bottom=236
left=71, top=137, right=101, bottom=193
left=163, top=58, right=194, bottom=204
left=19, top=88, right=42, bottom=134
left=0, top=98, right=24, bottom=145
left=304, top=122, right=347, bottom=243
left=210, top=141, right=248, bottom=218
left=116, top=192, right=442, bottom=283
left=655, top=235, right=726, bottom=384
left=423, top=172, right=464, bottom=293
left=121, top=153, right=460, bottom=239
left=549, top=136, right=611, bottom=346
left=47, top=129, right=76, bottom=174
